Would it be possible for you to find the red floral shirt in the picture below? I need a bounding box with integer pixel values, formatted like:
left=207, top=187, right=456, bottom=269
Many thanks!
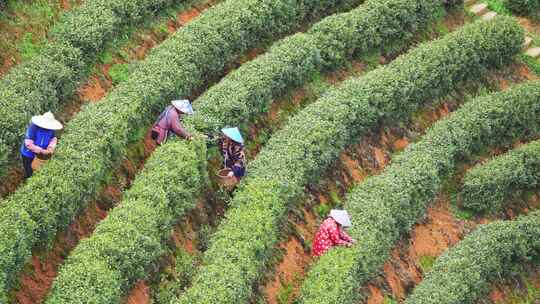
left=312, top=218, right=353, bottom=257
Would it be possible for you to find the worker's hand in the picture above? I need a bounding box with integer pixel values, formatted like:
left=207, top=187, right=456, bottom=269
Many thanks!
left=227, top=171, right=235, bottom=178
left=187, top=135, right=193, bottom=141
left=40, top=149, right=51, bottom=155
left=351, top=239, right=357, bottom=244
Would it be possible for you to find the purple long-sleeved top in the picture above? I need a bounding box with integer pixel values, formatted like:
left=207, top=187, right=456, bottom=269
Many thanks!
left=152, top=106, right=190, bottom=144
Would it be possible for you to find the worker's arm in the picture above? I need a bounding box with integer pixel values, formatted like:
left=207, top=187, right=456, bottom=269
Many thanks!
left=24, top=124, right=45, bottom=154
left=45, top=137, right=58, bottom=154
left=24, top=139, right=45, bottom=154
left=339, top=228, right=354, bottom=243
left=328, top=222, right=353, bottom=246
left=169, top=111, right=191, bottom=139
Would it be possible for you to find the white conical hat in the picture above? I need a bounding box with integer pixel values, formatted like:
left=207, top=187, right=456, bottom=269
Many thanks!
left=330, top=209, right=352, bottom=227
left=31, top=111, right=63, bottom=130
left=171, top=99, right=194, bottom=115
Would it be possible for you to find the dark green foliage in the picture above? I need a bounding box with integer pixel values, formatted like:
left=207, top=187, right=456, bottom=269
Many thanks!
left=189, top=0, right=444, bottom=134
left=0, top=0, right=177, bottom=173
left=504, top=0, right=540, bottom=17
left=406, top=212, right=540, bottom=304
left=45, top=138, right=206, bottom=303
left=301, top=80, right=540, bottom=304
left=0, top=0, right=361, bottom=299
left=461, top=139, right=540, bottom=213
left=178, top=17, right=524, bottom=304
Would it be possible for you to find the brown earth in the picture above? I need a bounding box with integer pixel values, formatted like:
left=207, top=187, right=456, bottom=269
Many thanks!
left=126, top=282, right=151, bottom=304
left=362, top=199, right=469, bottom=303
left=261, top=209, right=318, bottom=304
left=519, top=17, right=540, bottom=37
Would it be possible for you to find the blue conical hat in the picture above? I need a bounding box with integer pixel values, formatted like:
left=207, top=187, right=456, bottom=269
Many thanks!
left=172, top=99, right=194, bottom=115
left=221, top=127, right=244, bottom=144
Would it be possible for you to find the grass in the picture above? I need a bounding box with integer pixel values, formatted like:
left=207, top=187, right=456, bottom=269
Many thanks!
left=384, top=296, right=398, bottom=304
left=108, top=63, right=130, bottom=85
left=0, top=0, right=69, bottom=67
left=17, top=32, right=41, bottom=60
left=419, top=255, right=437, bottom=273
left=277, top=282, right=295, bottom=304
left=481, top=0, right=513, bottom=15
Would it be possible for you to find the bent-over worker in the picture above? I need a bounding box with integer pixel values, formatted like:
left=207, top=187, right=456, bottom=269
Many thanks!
left=219, top=127, right=246, bottom=181
left=152, top=99, right=194, bottom=144
left=20, top=111, right=63, bottom=179
left=312, top=209, right=356, bottom=257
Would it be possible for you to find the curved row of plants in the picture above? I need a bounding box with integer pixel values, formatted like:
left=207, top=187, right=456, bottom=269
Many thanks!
left=461, top=139, right=540, bottom=214
left=176, top=17, right=524, bottom=304
left=41, top=0, right=442, bottom=301
left=0, top=0, right=362, bottom=300
left=504, top=0, right=540, bottom=16
left=44, top=138, right=207, bottom=303
left=299, top=80, right=540, bottom=303
left=406, top=210, right=540, bottom=304
left=0, top=0, right=181, bottom=175
left=189, top=0, right=447, bottom=133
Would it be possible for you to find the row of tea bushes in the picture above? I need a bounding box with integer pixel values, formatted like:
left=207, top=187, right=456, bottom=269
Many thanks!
left=461, top=139, right=540, bottom=213
left=0, top=0, right=179, bottom=172
left=406, top=211, right=540, bottom=304
left=0, top=0, right=361, bottom=300
left=177, top=17, right=524, bottom=304
left=299, top=80, right=540, bottom=303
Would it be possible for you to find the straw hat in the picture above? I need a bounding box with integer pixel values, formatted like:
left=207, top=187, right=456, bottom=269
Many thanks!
left=172, top=99, right=194, bottom=115
left=31, top=112, right=63, bottom=130
left=221, top=127, right=244, bottom=144
left=330, top=209, right=352, bottom=227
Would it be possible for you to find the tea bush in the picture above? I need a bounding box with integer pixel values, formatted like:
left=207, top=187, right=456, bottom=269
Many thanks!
left=0, top=0, right=177, bottom=172
left=300, top=80, right=540, bottom=304
left=0, top=0, right=361, bottom=299
left=45, top=138, right=207, bottom=304
left=406, top=211, right=540, bottom=304
left=504, top=0, right=540, bottom=17
left=189, top=0, right=445, bottom=133
left=461, top=139, right=540, bottom=213
left=178, top=17, right=523, bottom=304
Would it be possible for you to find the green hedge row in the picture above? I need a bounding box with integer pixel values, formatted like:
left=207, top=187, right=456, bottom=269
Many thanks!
left=189, top=0, right=446, bottom=133
left=0, top=0, right=178, bottom=172
left=504, top=0, right=540, bottom=16
left=40, top=0, right=431, bottom=300
left=45, top=138, right=207, bottom=304
left=0, top=0, right=361, bottom=300
left=299, top=80, right=540, bottom=304
left=177, top=17, right=523, bottom=304
left=406, top=211, right=540, bottom=304
left=461, top=139, right=540, bottom=213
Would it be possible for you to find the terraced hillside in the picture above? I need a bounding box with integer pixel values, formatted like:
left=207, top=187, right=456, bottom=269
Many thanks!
left=0, top=0, right=539, bottom=303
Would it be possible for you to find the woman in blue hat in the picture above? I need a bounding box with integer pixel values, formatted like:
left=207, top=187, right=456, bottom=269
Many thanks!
left=152, top=99, right=194, bottom=144
left=219, top=127, right=246, bottom=180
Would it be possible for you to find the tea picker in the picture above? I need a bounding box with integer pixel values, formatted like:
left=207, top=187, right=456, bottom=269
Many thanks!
left=217, top=127, right=246, bottom=185
left=312, top=209, right=356, bottom=257
left=151, top=99, right=194, bottom=145
left=20, top=111, right=63, bottom=179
